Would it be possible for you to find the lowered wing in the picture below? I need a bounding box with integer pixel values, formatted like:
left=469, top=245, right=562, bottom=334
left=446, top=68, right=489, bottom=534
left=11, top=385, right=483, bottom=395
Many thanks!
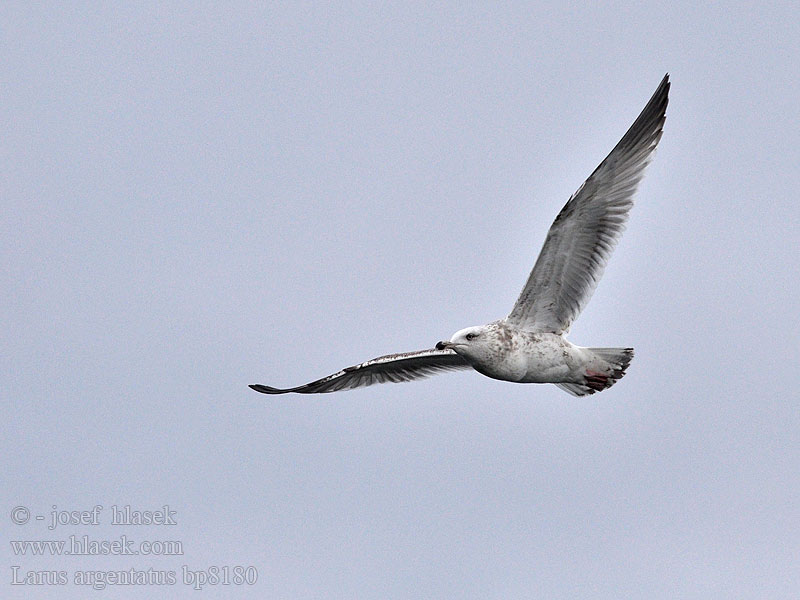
left=249, top=348, right=472, bottom=394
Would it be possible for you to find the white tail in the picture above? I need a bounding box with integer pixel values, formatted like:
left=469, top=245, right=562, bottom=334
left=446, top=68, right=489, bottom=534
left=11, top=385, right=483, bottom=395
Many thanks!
left=556, top=347, right=634, bottom=397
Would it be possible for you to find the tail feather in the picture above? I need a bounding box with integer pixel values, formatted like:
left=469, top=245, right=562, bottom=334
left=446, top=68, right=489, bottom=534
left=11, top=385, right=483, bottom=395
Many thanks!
left=556, top=347, right=634, bottom=397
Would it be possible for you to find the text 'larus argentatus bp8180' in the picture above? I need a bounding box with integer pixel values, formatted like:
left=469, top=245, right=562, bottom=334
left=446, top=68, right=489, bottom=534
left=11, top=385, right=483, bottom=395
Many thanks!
left=251, top=74, right=669, bottom=397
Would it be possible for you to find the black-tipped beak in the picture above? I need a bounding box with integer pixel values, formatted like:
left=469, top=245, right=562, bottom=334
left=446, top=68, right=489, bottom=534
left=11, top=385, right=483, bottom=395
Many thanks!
left=435, top=340, right=450, bottom=350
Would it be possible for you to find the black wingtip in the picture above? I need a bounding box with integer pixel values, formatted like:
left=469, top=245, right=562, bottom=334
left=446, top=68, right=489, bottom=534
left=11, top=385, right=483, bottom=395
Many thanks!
left=249, top=384, right=288, bottom=395
left=650, top=73, right=671, bottom=105
left=660, top=73, right=670, bottom=95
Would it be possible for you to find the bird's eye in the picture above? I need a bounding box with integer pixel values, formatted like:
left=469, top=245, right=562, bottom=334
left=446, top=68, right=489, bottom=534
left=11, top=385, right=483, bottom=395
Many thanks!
left=466, top=333, right=477, bottom=341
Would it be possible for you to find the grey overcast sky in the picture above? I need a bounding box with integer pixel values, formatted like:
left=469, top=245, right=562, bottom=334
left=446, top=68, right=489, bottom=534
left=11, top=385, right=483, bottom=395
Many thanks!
left=3, top=2, right=799, bottom=599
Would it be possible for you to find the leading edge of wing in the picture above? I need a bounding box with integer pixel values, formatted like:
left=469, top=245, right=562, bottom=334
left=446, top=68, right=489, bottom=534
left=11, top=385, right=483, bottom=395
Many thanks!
left=249, top=348, right=472, bottom=394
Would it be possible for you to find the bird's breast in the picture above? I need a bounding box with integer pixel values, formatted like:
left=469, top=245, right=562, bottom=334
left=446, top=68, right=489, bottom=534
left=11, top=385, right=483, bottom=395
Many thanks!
left=469, top=331, right=531, bottom=382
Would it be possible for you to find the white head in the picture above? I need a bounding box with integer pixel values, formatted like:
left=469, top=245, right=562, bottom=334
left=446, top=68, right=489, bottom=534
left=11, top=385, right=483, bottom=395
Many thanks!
left=435, top=325, right=493, bottom=363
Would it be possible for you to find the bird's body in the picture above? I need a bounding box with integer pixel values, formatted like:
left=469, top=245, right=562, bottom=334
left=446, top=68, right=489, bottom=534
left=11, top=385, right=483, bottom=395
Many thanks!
left=456, top=322, right=572, bottom=384
left=438, top=322, right=633, bottom=396
left=251, top=75, right=669, bottom=397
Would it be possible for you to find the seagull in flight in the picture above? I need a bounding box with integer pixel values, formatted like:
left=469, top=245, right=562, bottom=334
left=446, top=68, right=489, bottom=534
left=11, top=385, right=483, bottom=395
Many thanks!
left=251, top=74, right=669, bottom=397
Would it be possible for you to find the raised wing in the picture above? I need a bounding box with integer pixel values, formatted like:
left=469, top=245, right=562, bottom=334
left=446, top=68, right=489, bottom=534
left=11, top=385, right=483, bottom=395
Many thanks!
left=249, top=348, right=472, bottom=394
left=507, top=74, right=670, bottom=333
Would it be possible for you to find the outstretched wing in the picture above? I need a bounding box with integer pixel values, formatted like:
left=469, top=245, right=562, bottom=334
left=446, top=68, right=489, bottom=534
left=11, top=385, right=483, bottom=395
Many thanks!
left=507, top=74, right=670, bottom=333
left=249, top=348, right=472, bottom=394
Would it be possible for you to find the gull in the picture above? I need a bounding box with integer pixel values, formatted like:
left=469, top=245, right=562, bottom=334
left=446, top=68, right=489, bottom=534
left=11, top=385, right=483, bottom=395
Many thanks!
left=251, top=74, right=669, bottom=396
